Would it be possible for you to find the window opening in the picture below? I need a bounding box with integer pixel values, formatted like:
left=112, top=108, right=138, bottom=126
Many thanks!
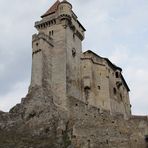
left=72, top=48, right=76, bottom=57
left=49, top=30, right=54, bottom=37
left=98, top=86, right=101, bottom=90
left=113, top=87, right=117, bottom=95
left=116, top=72, right=119, bottom=78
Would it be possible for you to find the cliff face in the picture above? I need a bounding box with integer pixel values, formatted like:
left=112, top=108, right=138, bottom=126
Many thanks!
left=0, top=86, right=147, bottom=148
left=0, top=87, right=70, bottom=148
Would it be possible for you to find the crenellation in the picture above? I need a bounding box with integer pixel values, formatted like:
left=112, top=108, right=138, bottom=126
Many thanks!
left=32, top=49, right=42, bottom=56
left=32, top=32, right=53, bottom=45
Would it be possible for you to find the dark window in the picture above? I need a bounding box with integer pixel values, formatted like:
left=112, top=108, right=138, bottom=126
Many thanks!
left=113, top=88, right=117, bottom=95
left=116, top=72, right=119, bottom=78
left=145, top=135, right=148, bottom=142
left=49, top=31, right=51, bottom=36
left=49, top=30, right=54, bottom=37
left=120, top=94, right=122, bottom=101
left=72, top=48, right=76, bottom=57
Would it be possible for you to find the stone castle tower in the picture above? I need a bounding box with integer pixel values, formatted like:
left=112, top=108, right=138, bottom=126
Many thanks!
left=31, top=0, right=85, bottom=109
left=31, top=0, right=131, bottom=118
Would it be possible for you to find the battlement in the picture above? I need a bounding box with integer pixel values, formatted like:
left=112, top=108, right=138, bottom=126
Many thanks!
left=131, top=115, right=148, bottom=121
left=32, top=33, right=54, bottom=47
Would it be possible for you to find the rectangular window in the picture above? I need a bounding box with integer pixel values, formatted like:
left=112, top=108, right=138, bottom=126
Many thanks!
left=49, top=30, right=54, bottom=37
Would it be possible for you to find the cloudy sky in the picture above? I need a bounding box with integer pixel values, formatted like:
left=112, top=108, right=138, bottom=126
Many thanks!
left=0, top=0, right=148, bottom=115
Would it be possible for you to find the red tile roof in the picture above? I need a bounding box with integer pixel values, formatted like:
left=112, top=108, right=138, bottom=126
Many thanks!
left=41, top=0, right=60, bottom=18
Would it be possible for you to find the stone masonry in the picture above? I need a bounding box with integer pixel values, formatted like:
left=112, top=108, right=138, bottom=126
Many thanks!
left=0, top=0, right=148, bottom=147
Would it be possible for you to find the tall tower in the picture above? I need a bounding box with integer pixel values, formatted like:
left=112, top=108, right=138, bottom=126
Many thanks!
left=30, top=0, right=86, bottom=108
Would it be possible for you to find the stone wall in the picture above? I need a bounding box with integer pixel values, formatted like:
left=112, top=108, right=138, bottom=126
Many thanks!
left=0, top=89, right=147, bottom=148
left=67, top=97, right=148, bottom=148
left=81, top=51, right=131, bottom=118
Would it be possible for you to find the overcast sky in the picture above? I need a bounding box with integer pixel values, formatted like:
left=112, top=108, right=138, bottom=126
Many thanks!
left=0, top=0, right=148, bottom=115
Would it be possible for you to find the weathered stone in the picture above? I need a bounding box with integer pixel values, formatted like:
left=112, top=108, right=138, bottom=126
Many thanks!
left=0, top=0, right=148, bottom=147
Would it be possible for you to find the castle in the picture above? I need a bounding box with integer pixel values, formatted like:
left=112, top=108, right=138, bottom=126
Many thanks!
left=31, top=0, right=131, bottom=119
left=0, top=0, right=148, bottom=147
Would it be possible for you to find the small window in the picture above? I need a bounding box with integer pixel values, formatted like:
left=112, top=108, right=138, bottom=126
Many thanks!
left=36, top=43, right=38, bottom=46
left=145, top=135, right=148, bottom=142
left=48, top=21, right=50, bottom=26
left=113, top=88, right=117, bottom=95
left=116, top=72, right=119, bottom=78
left=49, top=30, right=54, bottom=37
left=72, top=48, right=76, bottom=57
left=45, top=22, right=48, bottom=26
left=98, top=86, right=101, bottom=90
left=49, top=31, right=51, bottom=36
left=120, top=94, right=122, bottom=101
left=73, top=33, right=75, bottom=40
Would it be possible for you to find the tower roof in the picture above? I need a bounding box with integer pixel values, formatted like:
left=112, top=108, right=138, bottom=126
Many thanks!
left=60, top=0, right=72, bottom=8
left=41, top=0, right=60, bottom=18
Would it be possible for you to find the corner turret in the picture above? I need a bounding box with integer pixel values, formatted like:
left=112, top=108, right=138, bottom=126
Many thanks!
left=58, top=0, right=72, bottom=19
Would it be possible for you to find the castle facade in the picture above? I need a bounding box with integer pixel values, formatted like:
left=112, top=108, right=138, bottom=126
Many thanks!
left=31, top=0, right=131, bottom=119
left=0, top=1, right=147, bottom=147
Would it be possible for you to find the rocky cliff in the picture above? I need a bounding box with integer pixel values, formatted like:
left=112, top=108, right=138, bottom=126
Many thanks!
left=0, top=86, right=147, bottom=148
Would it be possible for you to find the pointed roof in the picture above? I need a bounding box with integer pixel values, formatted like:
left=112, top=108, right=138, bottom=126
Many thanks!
left=41, top=0, right=60, bottom=18
left=60, top=0, right=72, bottom=8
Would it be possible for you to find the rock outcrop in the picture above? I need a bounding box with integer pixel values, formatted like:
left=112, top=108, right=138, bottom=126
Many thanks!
left=0, top=87, right=147, bottom=147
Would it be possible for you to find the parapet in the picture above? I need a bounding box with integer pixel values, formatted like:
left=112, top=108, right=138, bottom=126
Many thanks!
left=32, top=33, right=54, bottom=47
